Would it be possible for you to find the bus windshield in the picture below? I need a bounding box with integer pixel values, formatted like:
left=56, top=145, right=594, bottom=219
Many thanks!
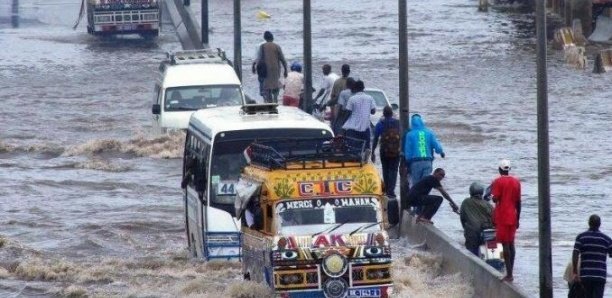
left=209, top=129, right=332, bottom=208
left=276, top=198, right=379, bottom=233
left=165, top=85, right=242, bottom=111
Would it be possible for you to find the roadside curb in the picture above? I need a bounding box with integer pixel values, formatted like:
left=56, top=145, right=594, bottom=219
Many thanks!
left=399, top=211, right=531, bottom=298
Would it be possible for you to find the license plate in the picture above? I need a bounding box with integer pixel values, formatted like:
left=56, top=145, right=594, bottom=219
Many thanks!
left=348, top=289, right=380, bottom=297
left=120, top=24, right=135, bottom=30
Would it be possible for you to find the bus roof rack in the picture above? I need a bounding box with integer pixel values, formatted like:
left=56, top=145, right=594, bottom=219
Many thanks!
left=245, top=136, right=367, bottom=170
left=241, top=103, right=279, bottom=115
left=166, top=48, right=229, bottom=65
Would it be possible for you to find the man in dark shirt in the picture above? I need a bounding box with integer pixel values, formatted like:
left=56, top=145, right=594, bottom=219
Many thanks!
left=572, top=214, right=612, bottom=298
left=405, top=168, right=459, bottom=224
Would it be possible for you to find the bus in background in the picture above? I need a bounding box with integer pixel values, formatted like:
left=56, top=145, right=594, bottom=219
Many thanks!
left=86, top=0, right=160, bottom=38
left=181, top=104, right=333, bottom=261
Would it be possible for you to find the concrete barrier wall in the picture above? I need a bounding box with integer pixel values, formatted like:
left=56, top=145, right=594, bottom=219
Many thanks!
left=399, top=211, right=531, bottom=298
left=163, top=0, right=203, bottom=50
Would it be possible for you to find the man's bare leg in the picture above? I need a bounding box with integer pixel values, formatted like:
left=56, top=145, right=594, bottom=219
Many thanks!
left=502, top=242, right=514, bottom=282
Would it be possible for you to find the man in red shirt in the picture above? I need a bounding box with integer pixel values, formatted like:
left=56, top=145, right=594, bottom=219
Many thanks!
left=491, top=159, right=521, bottom=282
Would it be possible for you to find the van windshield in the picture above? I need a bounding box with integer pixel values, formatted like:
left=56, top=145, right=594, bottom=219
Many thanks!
left=363, top=90, right=387, bottom=108
left=165, top=85, right=242, bottom=111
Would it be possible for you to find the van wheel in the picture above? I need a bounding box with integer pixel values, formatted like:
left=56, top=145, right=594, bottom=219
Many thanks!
left=243, top=272, right=251, bottom=280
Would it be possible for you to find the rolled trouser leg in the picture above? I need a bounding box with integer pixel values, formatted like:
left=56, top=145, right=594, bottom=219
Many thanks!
left=422, top=195, right=443, bottom=220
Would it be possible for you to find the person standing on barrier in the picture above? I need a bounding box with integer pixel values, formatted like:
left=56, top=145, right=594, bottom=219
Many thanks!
left=341, top=80, right=376, bottom=153
left=490, top=159, right=521, bottom=282
left=460, top=182, right=493, bottom=256
left=313, top=64, right=339, bottom=110
left=371, top=105, right=401, bottom=198
left=254, top=31, right=287, bottom=103
left=333, top=77, right=355, bottom=135
left=572, top=214, right=612, bottom=298
left=325, top=64, right=350, bottom=133
left=402, top=114, right=445, bottom=188
left=405, top=168, right=458, bottom=224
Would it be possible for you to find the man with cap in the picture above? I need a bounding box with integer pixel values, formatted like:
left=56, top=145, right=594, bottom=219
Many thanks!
left=490, top=159, right=521, bottom=282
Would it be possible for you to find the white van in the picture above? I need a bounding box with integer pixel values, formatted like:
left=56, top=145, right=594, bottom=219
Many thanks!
left=364, top=88, right=399, bottom=128
left=151, top=49, right=245, bottom=132
left=181, top=104, right=333, bottom=261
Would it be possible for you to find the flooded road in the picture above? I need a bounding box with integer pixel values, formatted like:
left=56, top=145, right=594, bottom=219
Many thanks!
left=1, top=0, right=611, bottom=297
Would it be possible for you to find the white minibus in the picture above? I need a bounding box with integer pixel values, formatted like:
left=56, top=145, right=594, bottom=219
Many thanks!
left=152, top=49, right=245, bottom=132
left=182, top=104, right=333, bottom=260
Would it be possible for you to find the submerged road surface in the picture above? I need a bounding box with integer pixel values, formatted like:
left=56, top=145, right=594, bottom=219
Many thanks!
left=1, top=0, right=611, bottom=297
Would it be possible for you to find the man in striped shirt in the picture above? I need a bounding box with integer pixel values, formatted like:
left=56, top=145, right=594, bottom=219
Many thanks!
left=572, top=214, right=612, bottom=298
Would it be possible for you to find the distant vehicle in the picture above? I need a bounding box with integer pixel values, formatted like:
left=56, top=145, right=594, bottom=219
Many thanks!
left=321, top=88, right=398, bottom=131
left=182, top=104, right=333, bottom=261
left=238, top=137, right=396, bottom=297
left=151, top=49, right=244, bottom=133
left=363, top=88, right=399, bottom=130
left=86, top=0, right=160, bottom=38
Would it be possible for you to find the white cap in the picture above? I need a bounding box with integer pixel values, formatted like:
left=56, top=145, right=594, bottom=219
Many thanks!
left=499, top=159, right=511, bottom=171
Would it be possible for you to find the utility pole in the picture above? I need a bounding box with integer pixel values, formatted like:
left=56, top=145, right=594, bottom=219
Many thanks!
left=535, top=0, right=553, bottom=296
left=398, top=0, right=409, bottom=227
left=11, top=0, right=19, bottom=28
left=201, top=0, right=209, bottom=46
left=233, top=0, right=242, bottom=81
left=302, top=0, right=313, bottom=113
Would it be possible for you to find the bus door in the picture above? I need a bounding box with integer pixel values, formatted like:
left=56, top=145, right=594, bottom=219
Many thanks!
left=202, top=138, right=246, bottom=261
left=184, top=131, right=211, bottom=259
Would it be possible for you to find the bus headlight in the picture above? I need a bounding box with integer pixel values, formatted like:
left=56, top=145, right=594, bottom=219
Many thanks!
left=322, top=253, right=348, bottom=277
left=323, top=278, right=349, bottom=298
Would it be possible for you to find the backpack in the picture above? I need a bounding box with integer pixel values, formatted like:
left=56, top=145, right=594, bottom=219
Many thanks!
left=380, top=119, right=401, bottom=158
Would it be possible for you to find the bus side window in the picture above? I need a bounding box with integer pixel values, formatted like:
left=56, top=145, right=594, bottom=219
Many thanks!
left=194, top=143, right=210, bottom=198
left=194, top=159, right=206, bottom=194
left=182, top=133, right=195, bottom=188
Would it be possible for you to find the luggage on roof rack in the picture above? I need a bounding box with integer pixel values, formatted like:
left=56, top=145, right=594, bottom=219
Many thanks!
left=166, top=48, right=229, bottom=65
left=245, top=136, right=367, bottom=170
left=240, top=103, right=279, bottom=115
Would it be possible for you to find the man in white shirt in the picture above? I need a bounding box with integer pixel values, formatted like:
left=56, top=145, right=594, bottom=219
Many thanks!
left=313, top=64, right=339, bottom=108
left=342, top=80, right=376, bottom=151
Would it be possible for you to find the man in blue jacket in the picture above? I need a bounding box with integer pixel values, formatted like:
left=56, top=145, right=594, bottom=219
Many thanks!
left=403, top=114, right=445, bottom=188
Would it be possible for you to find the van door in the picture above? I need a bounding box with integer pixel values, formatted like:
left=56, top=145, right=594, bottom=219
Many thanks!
left=152, top=84, right=162, bottom=133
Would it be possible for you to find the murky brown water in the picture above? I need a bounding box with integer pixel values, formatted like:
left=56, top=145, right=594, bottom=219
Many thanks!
left=1, top=0, right=611, bottom=297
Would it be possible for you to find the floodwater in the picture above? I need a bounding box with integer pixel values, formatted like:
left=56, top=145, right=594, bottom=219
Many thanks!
left=0, top=0, right=611, bottom=297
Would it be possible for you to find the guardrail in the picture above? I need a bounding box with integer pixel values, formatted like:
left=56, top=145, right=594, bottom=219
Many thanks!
left=162, top=0, right=203, bottom=49
left=399, top=211, right=531, bottom=298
